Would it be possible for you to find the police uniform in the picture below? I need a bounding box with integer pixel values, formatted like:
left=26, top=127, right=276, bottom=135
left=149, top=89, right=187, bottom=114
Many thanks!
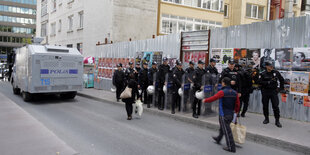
left=192, top=60, right=205, bottom=118
left=219, top=61, right=241, bottom=93
left=184, top=61, right=195, bottom=110
left=112, top=63, right=126, bottom=102
left=205, top=58, right=219, bottom=75
left=238, top=67, right=252, bottom=117
left=138, top=63, right=149, bottom=104
left=157, top=58, right=170, bottom=110
left=135, top=63, right=141, bottom=82
left=125, top=62, right=135, bottom=83
left=172, top=61, right=185, bottom=114
left=148, top=62, right=158, bottom=108
left=258, top=62, right=284, bottom=127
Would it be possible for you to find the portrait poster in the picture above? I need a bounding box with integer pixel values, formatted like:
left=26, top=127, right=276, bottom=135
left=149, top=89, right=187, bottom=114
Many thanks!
left=108, top=69, right=112, bottom=79
left=304, top=96, right=310, bottom=107
left=292, top=95, right=304, bottom=105
left=247, top=49, right=261, bottom=69
left=279, top=71, right=291, bottom=94
left=221, top=48, right=233, bottom=68
left=290, top=72, right=309, bottom=96
left=125, top=58, right=130, bottom=68
left=211, top=49, right=222, bottom=73
left=260, top=49, right=275, bottom=70
left=233, top=48, right=247, bottom=66
left=142, top=52, right=154, bottom=66
left=130, top=58, right=135, bottom=65
left=275, top=48, right=292, bottom=70
left=168, top=58, right=177, bottom=68
left=152, top=52, right=163, bottom=65
left=292, top=48, right=310, bottom=71
left=117, top=58, right=121, bottom=66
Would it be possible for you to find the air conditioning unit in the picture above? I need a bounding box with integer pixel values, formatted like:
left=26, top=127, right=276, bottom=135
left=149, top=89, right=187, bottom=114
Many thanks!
left=293, top=0, right=298, bottom=6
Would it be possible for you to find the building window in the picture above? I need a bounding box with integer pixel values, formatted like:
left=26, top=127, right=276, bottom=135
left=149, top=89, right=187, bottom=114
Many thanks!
left=78, top=11, right=83, bottom=28
left=224, top=4, right=228, bottom=18
left=58, top=19, right=62, bottom=32
left=246, top=3, right=264, bottom=19
left=67, top=44, right=73, bottom=48
left=41, top=23, right=47, bottom=37
left=162, top=0, right=222, bottom=12
left=51, top=22, right=56, bottom=36
left=41, top=0, right=48, bottom=17
left=68, top=15, right=73, bottom=31
left=52, top=0, right=57, bottom=11
left=77, top=43, right=83, bottom=54
left=161, top=14, right=221, bottom=34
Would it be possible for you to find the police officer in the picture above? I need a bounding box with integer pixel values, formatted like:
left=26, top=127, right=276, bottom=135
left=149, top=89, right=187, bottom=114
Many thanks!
left=125, top=62, right=135, bottom=83
left=237, top=65, right=252, bottom=117
left=112, top=63, right=125, bottom=102
left=172, top=60, right=185, bottom=114
left=192, top=60, right=205, bottom=118
left=148, top=61, right=158, bottom=108
left=138, top=62, right=149, bottom=104
left=186, top=61, right=195, bottom=83
left=258, top=61, right=284, bottom=128
left=206, top=58, right=218, bottom=75
left=135, top=62, right=141, bottom=82
left=220, top=60, right=241, bottom=97
left=157, top=57, right=170, bottom=110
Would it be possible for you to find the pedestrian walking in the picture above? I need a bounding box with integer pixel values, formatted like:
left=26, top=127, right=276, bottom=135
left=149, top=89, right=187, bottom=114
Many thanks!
left=148, top=61, right=158, bottom=108
left=157, top=57, right=170, bottom=110
left=172, top=60, right=185, bottom=114
left=122, top=73, right=140, bottom=120
left=258, top=61, right=284, bottom=128
left=192, top=60, right=205, bottom=118
left=112, top=63, right=126, bottom=102
left=203, top=77, right=240, bottom=153
left=138, top=62, right=149, bottom=104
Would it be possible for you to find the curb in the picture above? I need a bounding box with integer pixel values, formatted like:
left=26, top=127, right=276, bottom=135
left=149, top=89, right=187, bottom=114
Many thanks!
left=77, top=93, right=310, bottom=155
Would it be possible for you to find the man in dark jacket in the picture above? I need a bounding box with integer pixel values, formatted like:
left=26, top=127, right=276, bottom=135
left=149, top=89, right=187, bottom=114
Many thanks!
left=185, top=61, right=195, bottom=83
left=138, top=62, right=149, bottom=104
left=172, top=60, right=185, bottom=114
left=125, top=62, right=136, bottom=83
left=203, top=77, right=240, bottom=153
left=157, top=57, right=170, bottom=110
left=206, top=58, right=218, bottom=75
left=220, top=60, right=242, bottom=97
left=112, top=63, right=125, bottom=102
left=237, top=65, right=252, bottom=117
left=258, top=61, right=284, bottom=128
left=148, top=61, right=158, bottom=108
left=192, top=60, right=205, bottom=118
left=135, top=62, right=141, bottom=82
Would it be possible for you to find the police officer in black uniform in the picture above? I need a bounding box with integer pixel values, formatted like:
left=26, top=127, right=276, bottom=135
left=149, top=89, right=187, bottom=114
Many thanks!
left=258, top=61, right=284, bottom=128
left=237, top=65, right=253, bottom=117
left=135, top=62, right=141, bottom=82
left=125, top=62, right=135, bottom=83
left=138, top=62, right=149, bottom=104
left=220, top=60, right=242, bottom=97
left=186, top=61, right=195, bottom=82
left=206, top=58, right=219, bottom=75
left=148, top=61, right=158, bottom=108
left=112, top=63, right=126, bottom=102
left=157, top=57, right=170, bottom=110
left=192, top=60, right=205, bottom=118
left=172, top=60, right=185, bottom=114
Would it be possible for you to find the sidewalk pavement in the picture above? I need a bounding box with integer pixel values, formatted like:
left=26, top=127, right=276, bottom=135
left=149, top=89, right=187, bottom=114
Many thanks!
left=78, top=88, right=310, bottom=155
left=0, top=93, right=78, bottom=155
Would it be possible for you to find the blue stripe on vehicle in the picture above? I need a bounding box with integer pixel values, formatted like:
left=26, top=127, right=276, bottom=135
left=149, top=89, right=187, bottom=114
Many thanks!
left=40, top=69, right=49, bottom=74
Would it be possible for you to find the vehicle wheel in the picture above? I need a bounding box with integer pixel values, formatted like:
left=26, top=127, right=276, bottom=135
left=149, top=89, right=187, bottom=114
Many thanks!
left=60, top=91, right=77, bottom=99
left=13, top=87, right=20, bottom=95
left=22, top=91, right=32, bottom=102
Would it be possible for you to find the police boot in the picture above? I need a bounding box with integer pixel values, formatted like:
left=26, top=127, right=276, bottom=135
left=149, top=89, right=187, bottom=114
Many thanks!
left=275, top=120, right=282, bottom=128
left=263, top=118, right=269, bottom=124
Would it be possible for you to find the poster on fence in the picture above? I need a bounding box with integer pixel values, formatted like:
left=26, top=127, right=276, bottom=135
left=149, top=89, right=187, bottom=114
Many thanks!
left=211, top=49, right=222, bottom=73
left=142, top=52, right=154, bottom=66
left=260, top=49, right=275, bottom=70
left=221, top=48, right=233, bottom=68
left=275, top=48, right=292, bottom=70
left=233, top=48, right=247, bottom=66
left=290, top=72, right=309, bottom=96
left=293, top=95, right=304, bottom=105
left=304, top=96, right=310, bottom=107
left=292, top=48, right=310, bottom=71
left=247, top=49, right=260, bottom=69
left=279, top=71, right=291, bottom=94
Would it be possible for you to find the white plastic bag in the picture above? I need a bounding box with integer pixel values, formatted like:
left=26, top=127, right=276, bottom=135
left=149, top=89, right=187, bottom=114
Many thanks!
left=134, top=100, right=143, bottom=117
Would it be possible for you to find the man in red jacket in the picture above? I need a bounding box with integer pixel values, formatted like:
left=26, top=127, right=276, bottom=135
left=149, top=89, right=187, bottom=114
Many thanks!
left=203, top=77, right=240, bottom=153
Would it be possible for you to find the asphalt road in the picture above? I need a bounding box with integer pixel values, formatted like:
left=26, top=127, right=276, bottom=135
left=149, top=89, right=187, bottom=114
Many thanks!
left=0, top=80, right=296, bottom=155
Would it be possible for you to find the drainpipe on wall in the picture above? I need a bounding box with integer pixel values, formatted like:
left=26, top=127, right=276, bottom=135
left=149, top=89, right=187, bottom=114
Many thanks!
left=267, top=0, right=271, bottom=21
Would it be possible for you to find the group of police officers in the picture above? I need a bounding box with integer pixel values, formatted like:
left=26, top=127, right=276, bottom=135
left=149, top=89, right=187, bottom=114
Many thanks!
left=112, top=57, right=284, bottom=128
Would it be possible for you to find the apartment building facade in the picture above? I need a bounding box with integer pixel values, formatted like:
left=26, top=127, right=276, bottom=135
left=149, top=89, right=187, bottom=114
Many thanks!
left=36, top=0, right=158, bottom=57
left=301, top=0, right=310, bottom=15
left=0, top=0, right=36, bottom=62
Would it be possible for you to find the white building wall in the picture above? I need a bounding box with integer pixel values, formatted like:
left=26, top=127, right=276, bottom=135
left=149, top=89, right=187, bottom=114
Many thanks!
left=36, top=0, right=157, bottom=57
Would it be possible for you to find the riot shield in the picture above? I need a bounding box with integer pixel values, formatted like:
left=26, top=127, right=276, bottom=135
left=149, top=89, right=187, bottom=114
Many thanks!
left=181, top=74, right=190, bottom=113
left=210, top=73, right=220, bottom=113
left=202, top=73, right=213, bottom=115
left=152, top=72, right=159, bottom=108
left=165, top=72, right=174, bottom=110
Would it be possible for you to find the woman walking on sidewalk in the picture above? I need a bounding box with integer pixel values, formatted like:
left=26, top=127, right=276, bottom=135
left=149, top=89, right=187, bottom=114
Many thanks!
left=122, top=73, right=139, bottom=120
